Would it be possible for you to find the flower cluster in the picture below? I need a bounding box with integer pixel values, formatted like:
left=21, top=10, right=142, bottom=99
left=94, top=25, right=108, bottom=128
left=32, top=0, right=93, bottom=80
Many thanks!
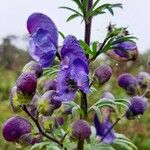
left=2, top=2, right=148, bottom=150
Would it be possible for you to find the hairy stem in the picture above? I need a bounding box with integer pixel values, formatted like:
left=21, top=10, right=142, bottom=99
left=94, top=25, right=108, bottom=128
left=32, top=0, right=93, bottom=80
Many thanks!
left=22, top=105, right=63, bottom=147
left=100, top=114, right=125, bottom=142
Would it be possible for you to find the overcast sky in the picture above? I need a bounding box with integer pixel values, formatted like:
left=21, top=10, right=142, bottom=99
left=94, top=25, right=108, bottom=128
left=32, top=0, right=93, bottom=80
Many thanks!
left=0, top=0, right=149, bottom=53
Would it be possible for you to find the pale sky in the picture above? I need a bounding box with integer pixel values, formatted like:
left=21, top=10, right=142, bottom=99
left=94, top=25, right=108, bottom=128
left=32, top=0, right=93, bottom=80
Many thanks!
left=0, top=0, right=149, bottom=53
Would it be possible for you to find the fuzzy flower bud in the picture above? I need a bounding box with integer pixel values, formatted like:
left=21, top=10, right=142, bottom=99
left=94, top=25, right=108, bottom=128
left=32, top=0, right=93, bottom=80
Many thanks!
left=94, top=64, right=112, bottom=86
left=106, top=41, right=138, bottom=62
left=136, top=72, right=150, bottom=88
left=126, top=96, right=148, bottom=119
left=16, top=72, right=37, bottom=104
left=118, top=73, right=138, bottom=95
left=10, top=86, right=21, bottom=112
left=2, top=116, right=32, bottom=142
left=44, top=80, right=56, bottom=91
left=22, top=61, right=43, bottom=78
left=38, top=91, right=61, bottom=116
left=72, top=120, right=91, bottom=140
left=55, top=117, right=64, bottom=127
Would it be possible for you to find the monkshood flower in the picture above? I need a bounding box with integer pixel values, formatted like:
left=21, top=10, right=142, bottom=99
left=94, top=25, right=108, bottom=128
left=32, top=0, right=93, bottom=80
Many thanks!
left=106, top=41, right=138, bottom=62
left=72, top=120, right=91, bottom=140
left=126, top=96, right=148, bottom=119
left=136, top=72, right=150, bottom=88
left=55, top=35, right=89, bottom=101
left=94, top=64, right=112, bottom=86
left=16, top=72, right=37, bottom=104
left=27, top=13, right=58, bottom=67
left=94, top=114, right=116, bottom=144
left=22, top=61, right=43, bottom=78
left=118, top=73, right=138, bottom=95
left=44, top=79, right=56, bottom=91
left=2, top=116, right=32, bottom=142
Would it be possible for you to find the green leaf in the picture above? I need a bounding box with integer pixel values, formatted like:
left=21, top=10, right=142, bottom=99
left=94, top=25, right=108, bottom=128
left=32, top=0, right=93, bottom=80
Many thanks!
left=58, top=31, right=65, bottom=39
left=91, top=0, right=101, bottom=10
left=66, top=13, right=80, bottom=22
left=92, top=41, right=98, bottom=55
left=59, top=6, right=83, bottom=16
left=79, top=40, right=94, bottom=55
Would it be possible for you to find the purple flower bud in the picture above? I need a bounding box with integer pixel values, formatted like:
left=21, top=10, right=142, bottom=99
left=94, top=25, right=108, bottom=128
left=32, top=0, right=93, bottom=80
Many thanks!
left=16, top=72, right=37, bottom=103
left=72, top=120, right=91, bottom=140
left=106, top=41, right=138, bottom=62
left=10, top=86, right=21, bottom=112
left=118, top=73, right=138, bottom=95
left=126, top=96, right=148, bottom=119
left=31, top=134, right=43, bottom=145
left=101, top=92, right=115, bottom=101
left=136, top=72, right=150, bottom=88
left=44, top=80, right=56, bottom=91
left=2, top=116, right=32, bottom=142
left=55, top=117, right=64, bottom=127
left=38, top=91, right=61, bottom=116
left=19, top=133, right=32, bottom=146
left=94, top=64, right=112, bottom=85
left=22, top=61, right=43, bottom=78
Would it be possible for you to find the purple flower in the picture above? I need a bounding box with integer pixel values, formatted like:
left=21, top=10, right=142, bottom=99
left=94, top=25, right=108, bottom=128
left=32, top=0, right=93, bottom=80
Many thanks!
left=27, top=13, right=58, bottom=67
left=22, top=61, right=43, bottom=78
left=94, top=114, right=115, bottom=144
left=2, top=116, right=32, bottom=142
left=126, top=96, right=148, bottom=119
left=94, top=64, right=112, bottom=85
left=106, top=41, right=138, bottom=62
left=55, top=35, right=89, bottom=101
left=118, top=73, right=138, bottom=95
left=72, top=120, right=91, bottom=140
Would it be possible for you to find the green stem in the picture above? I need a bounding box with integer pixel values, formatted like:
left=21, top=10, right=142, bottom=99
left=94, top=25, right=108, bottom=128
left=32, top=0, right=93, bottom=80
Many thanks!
left=77, top=139, right=84, bottom=150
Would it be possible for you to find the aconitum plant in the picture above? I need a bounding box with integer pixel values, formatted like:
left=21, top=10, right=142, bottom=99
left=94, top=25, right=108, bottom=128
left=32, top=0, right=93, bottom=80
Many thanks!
left=2, top=1, right=149, bottom=150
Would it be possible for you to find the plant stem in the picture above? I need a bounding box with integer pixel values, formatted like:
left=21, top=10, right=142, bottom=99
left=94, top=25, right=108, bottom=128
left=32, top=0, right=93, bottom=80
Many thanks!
left=100, top=114, right=125, bottom=142
left=84, top=0, right=93, bottom=57
left=22, top=105, right=63, bottom=147
left=77, top=139, right=84, bottom=150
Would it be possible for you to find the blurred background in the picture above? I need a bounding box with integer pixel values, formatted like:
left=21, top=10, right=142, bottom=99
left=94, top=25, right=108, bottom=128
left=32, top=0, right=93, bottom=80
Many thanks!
left=0, top=0, right=150, bottom=149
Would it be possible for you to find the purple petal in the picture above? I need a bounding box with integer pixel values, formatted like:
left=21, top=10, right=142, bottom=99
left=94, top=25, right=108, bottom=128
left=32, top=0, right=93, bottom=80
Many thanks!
left=61, top=35, right=88, bottom=68
left=29, top=29, right=56, bottom=67
left=27, top=12, right=58, bottom=48
left=94, top=114, right=116, bottom=144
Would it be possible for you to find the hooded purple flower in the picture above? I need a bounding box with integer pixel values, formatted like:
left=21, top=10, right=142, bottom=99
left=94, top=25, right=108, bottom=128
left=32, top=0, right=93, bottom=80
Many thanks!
left=94, top=114, right=115, bottom=144
left=106, top=41, right=138, bottom=62
left=55, top=35, right=89, bottom=101
left=27, top=13, right=58, bottom=67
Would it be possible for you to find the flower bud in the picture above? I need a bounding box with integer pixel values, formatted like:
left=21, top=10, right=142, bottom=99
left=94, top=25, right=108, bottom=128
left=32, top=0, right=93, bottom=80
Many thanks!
left=94, top=64, right=112, bottom=86
left=55, top=117, right=64, bottom=127
left=136, top=72, right=150, bottom=88
left=118, top=73, right=138, bottom=95
left=101, top=92, right=115, bottom=101
left=44, top=80, right=56, bottom=91
left=31, top=134, right=43, bottom=145
left=2, top=116, right=32, bottom=142
left=126, top=96, right=148, bottom=119
left=19, top=133, right=32, bottom=146
left=22, top=61, right=43, bottom=78
left=10, top=86, right=21, bottom=112
left=72, top=120, right=91, bottom=140
left=16, top=72, right=37, bottom=104
left=106, top=41, right=138, bottom=62
left=38, top=91, right=61, bottom=116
